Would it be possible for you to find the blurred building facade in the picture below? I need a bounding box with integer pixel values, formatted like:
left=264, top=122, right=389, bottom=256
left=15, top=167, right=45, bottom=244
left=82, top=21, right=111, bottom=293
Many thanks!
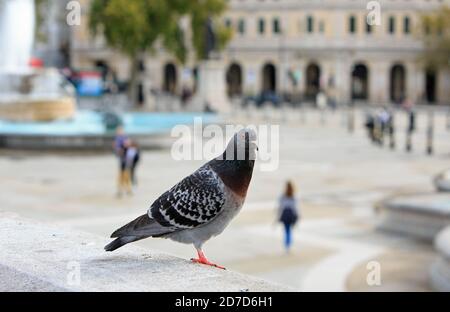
left=70, top=0, right=450, bottom=105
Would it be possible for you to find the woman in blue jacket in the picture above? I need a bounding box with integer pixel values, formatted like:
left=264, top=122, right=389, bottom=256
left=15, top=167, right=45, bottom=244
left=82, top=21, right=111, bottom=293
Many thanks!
left=278, top=181, right=300, bottom=253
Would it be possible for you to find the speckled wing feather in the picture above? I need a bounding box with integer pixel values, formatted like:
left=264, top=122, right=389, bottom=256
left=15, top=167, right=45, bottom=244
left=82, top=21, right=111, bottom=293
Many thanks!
left=148, top=164, right=226, bottom=230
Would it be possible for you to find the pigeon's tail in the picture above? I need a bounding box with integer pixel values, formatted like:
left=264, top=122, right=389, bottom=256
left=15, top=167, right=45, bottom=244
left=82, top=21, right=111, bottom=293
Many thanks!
left=104, top=214, right=174, bottom=252
left=104, top=236, right=143, bottom=251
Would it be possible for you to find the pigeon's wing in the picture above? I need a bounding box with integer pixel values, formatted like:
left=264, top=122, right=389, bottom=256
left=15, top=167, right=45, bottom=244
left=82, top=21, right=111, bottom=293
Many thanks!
left=110, top=213, right=172, bottom=238
left=148, top=165, right=226, bottom=229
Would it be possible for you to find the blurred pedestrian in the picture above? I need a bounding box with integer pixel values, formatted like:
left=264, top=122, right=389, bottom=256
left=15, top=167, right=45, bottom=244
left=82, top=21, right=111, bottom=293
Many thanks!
left=277, top=181, right=300, bottom=253
left=113, top=126, right=127, bottom=155
left=402, top=99, right=416, bottom=152
left=181, top=85, right=192, bottom=107
left=407, top=108, right=416, bottom=134
left=126, top=140, right=140, bottom=186
left=387, top=108, right=395, bottom=149
left=376, top=107, right=390, bottom=146
left=113, top=127, right=131, bottom=197
left=316, top=90, right=327, bottom=108
left=316, top=90, right=327, bottom=124
left=117, top=138, right=133, bottom=197
left=401, top=97, right=413, bottom=111
left=364, top=112, right=375, bottom=142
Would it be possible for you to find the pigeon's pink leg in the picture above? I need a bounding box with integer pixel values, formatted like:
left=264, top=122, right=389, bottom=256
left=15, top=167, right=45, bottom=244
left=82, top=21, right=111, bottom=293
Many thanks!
left=191, top=249, right=226, bottom=270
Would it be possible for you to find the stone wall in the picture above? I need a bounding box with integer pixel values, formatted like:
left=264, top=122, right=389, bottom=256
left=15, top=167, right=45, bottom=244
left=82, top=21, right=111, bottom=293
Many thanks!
left=430, top=226, right=450, bottom=292
left=0, top=214, right=289, bottom=292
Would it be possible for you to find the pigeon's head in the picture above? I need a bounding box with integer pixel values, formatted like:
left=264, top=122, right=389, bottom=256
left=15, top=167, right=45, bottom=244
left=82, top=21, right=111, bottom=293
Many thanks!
left=210, top=128, right=257, bottom=196
left=222, top=128, right=258, bottom=162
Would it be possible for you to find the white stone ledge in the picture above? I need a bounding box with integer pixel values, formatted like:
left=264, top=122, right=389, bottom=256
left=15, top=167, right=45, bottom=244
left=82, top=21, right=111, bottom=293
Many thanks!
left=0, top=214, right=290, bottom=292
left=435, top=227, right=450, bottom=261
left=376, top=193, right=450, bottom=241
left=430, top=226, right=450, bottom=292
left=434, top=169, right=450, bottom=193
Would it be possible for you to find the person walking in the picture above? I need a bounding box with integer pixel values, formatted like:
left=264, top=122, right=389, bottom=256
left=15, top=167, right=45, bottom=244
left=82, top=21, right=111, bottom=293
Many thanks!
left=113, top=127, right=131, bottom=197
left=117, top=138, right=133, bottom=197
left=277, top=181, right=300, bottom=253
left=402, top=98, right=416, bottom=152
left=126, top=140, right=140, bottom=186
left=113, top=126, right=127, bottom=156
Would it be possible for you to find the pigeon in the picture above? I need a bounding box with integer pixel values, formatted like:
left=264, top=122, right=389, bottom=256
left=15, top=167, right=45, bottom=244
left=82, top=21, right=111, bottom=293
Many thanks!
left=105, top=128, right=258, bottom=269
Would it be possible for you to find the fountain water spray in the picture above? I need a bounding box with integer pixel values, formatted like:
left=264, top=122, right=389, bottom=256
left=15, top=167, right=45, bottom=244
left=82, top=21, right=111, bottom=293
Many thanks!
left=0, top=0, right=36, bottom=74
left=0, top=0, right=76, bottom=121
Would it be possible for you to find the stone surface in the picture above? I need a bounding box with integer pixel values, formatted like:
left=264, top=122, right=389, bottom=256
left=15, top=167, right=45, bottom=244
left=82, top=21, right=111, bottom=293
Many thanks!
left=0, top=215, right=290, bottom=292
left=347, top=247, right=435, bottom=292
left=0, top=96, right=76, bottom=121
left=435, top=226, right=450, bottom=259
left=434, top=169, right=450, bottom=192
left=191, top=60, right=230, bottom=113
left=429, top=226, right=450, bottom=292
left=377, top=193, right=450, bottom=241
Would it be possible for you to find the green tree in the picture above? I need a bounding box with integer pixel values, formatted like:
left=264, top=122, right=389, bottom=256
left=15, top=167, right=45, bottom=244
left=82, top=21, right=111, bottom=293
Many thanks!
left=420, top=6, right=450, bottom=69
left=89, top=0, right=232, bottom=105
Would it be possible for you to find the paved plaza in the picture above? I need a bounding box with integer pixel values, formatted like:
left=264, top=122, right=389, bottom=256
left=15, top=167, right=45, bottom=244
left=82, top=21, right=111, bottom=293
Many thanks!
left=1, top=107, right=449, bottom=291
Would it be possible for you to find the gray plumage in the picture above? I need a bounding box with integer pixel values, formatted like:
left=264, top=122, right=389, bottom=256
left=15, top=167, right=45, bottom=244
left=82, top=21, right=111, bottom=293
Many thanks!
left=105, top=128, right=257, bottom=254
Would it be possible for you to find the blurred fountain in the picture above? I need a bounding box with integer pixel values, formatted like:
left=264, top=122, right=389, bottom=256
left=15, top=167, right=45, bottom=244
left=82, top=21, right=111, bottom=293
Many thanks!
left=0, top=0, right=35, bottom=73
left=0, top=0, right=76, bottom=121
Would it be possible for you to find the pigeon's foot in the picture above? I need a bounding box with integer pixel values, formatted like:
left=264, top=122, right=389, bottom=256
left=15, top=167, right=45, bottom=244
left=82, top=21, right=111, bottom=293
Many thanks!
left=191, top=249, right=226, bottom=270
left=190, top=258, right=226, bottom=270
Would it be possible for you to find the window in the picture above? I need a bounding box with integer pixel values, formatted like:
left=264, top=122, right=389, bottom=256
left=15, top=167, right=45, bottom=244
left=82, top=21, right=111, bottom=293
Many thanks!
left=258, top=18, right=265, bottom=34
left=306, top=16, right=314, bottom=33
left=273, top=18, right=281, bottom=34
left=388, top=16, right=395, bottom=34
left=349, top=15, right=357, bottom=34
left=238, top=19, right=245, bottom=34
left=404, top=16, right=410, bottom=34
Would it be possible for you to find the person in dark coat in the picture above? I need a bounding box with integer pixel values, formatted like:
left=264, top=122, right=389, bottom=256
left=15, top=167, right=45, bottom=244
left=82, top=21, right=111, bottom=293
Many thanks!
left=113, top=127, right=131, bottom=197
left=277, top=181, right=300, bottom=253
left=125, top=140, right=140, bottom=186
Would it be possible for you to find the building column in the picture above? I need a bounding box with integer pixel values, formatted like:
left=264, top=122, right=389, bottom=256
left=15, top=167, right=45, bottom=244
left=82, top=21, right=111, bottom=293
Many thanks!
left=296, top=59, right=306, bottom=96
left=320, top=61, right=330, bottom=91
left=243, top=60, right=259, bottom=96
left=370, top=61, right=389, bottom=104
left=438, top=69, right=450, bottom=104
left=279, top=52, right=290, bottom=95
left=334, top=55, right=351, bottom=105
left=406, top=62, right=422, bottom=104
